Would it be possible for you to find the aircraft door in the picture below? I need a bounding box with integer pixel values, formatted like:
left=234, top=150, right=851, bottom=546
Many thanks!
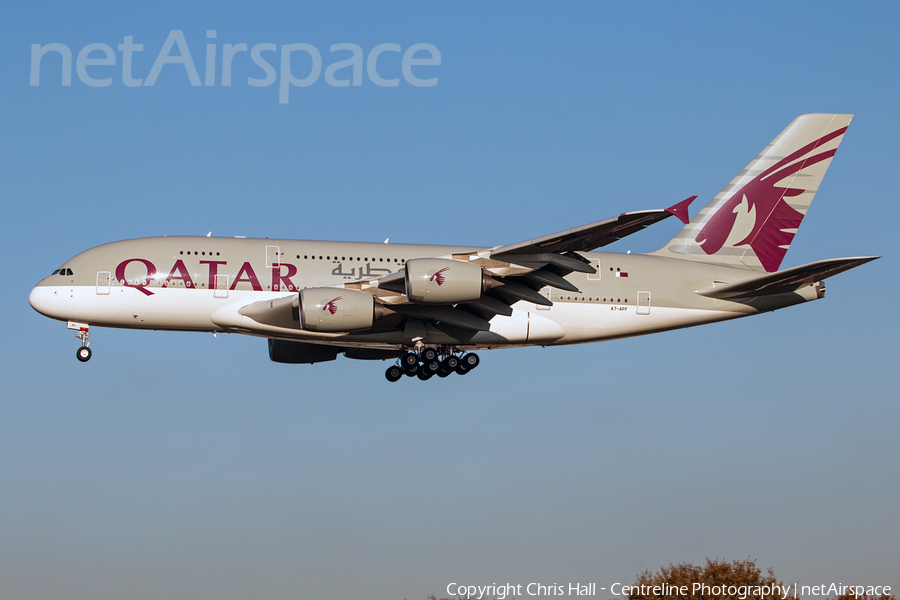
left=637, top=291, right=651, bottom=315
left=214, top=274, right=229, bottom=299
left=96, top=271, right=111, bottom=295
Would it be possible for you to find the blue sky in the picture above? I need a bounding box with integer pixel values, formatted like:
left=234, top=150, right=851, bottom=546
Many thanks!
left=2, top=2, right=898, bottom=599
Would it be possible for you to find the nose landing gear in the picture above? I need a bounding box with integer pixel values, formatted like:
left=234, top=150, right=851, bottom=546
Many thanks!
left=70, top=322, right=92, bottom=362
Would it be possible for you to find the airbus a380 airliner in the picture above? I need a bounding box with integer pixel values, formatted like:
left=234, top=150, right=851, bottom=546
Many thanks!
left=30, top=114, right=877, bottom=382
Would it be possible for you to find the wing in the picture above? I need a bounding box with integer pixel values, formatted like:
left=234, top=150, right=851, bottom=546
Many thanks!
left=490, top=196, right=694, bottom=258
left=231, top=198, right=698, bottom=343
left=447, top=196, right=695, bottom=284
left=335, top=198, right=697, bottom=339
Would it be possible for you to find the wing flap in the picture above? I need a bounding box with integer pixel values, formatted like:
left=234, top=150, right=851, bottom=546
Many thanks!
left=390, top=304, right=492, bottom=331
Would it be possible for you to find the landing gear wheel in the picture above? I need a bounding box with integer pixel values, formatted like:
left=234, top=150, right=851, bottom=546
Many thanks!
left=423, top=358, right=441, bottom=374
left=437, top=364, right=452, bottom=377
left=444, top=355, right=460, bottom=370
left=455, top=363, right=470, bottom=375
left=417, top=368, right=433, bottom=381
left=461, top=353, right=480, bottom=370
left=385, top=365, right=403, bottom=382
left=401, top=352, right=419, bottom=368
left=74, top=327, right=91, bottom=362
left=403, top=361, right=419, bottom=376
left=422, top=348, right=438, bottom=362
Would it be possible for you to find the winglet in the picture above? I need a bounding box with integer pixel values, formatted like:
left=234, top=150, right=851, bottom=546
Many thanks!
left=665, top=196, right=695, bottom=225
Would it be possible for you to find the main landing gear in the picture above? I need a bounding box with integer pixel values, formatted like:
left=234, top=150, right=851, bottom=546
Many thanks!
left=384, top=349, right=480, bottom=382
left=74, top=326, right=92, bottom=362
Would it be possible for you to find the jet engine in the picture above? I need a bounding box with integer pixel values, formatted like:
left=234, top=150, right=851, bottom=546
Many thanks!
left=405, top=258, right=495, bottom=304
left=299, top=287, right=384, bottom=332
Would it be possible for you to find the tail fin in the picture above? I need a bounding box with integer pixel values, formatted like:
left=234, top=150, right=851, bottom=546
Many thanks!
left=651, top=113, right=852, bottom=272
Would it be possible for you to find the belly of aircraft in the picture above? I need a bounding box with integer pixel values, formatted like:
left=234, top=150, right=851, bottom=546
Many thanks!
left=30, top=285, right=738, bottom=349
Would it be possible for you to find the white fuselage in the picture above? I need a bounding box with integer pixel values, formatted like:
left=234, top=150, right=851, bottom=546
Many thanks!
left=29, top=236, right=816, bottom=352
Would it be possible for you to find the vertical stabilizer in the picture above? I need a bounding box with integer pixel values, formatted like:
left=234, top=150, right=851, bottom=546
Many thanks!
left=651, top=114, right=852, bottom=272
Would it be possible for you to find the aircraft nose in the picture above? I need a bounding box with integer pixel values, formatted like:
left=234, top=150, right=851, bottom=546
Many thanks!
left=29, top=285, right=57, bottom=318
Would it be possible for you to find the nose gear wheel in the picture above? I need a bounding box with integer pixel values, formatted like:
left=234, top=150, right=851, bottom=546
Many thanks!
left=75, top=328, right=92, bottom=362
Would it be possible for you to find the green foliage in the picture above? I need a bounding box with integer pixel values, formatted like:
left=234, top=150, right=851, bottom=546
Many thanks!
left=628, top=558, right=786, bottom=600
left=415, top=559, right=896, bottom=600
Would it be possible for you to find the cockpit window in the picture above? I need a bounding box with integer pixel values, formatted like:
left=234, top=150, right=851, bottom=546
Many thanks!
left=52, top=268, right=73, bottom=276
left=50, top=269, right=60, bottom=275
left=66, top=268, right=73, bottom=276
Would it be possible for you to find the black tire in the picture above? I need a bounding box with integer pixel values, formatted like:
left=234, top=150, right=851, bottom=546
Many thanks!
left=385, top=365, right=403, bottom=382
left=424, top=359, right=441, bottom=374
left=461, top=352, right=480, bottom=369
left=76, top=346, right=92, bottom=362
left=403, top=361, right=419, bottom=376
left=455, top=363, right=469, bottom=375
left=437, top=365, right=452, bottom=378
left=401, top=352, right=418, bottom=368
left=417, top=368, right=432, bottom=381
left=444, top=356, right=459, bottom=370
left=422, top=348, right=438, bottom=362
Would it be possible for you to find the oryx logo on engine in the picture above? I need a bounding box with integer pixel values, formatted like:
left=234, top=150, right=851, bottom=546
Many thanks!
left=429, top=267, right=449, bottom=286
left=323, top=296, right=341, bottom=315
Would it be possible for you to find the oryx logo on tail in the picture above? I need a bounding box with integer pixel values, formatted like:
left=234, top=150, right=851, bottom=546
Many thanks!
left=323, top=296, right=342, bottom=315
left=653, top=114, right=853, bottom=273
left=429, top=267, right=449, bottom=286
left=695, top=126, right=847, bottom=272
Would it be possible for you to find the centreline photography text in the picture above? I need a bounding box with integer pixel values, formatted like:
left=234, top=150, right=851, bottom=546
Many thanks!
left=444, top=582, right=894, bottom=599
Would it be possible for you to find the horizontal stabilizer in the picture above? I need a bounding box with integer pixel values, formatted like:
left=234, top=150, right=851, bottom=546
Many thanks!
left=696, top=256, right=879, bottom=299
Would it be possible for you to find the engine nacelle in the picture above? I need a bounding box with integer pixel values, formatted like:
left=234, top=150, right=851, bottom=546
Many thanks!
left=299, top=287, right=383, bottom=332
left=405, top=258, right=493, bottom=304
